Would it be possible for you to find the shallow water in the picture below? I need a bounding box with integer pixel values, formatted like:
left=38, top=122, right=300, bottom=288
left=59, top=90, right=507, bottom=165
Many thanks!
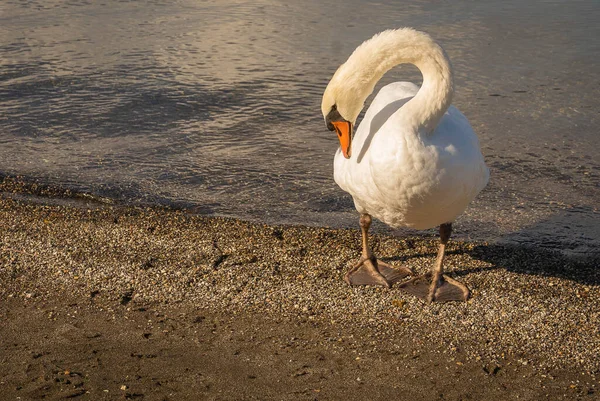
left=1, top=0, right=599, bottom=257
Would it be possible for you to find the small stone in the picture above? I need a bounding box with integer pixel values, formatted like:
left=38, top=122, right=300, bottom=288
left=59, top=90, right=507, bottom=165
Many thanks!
left=391, top=299, right=406, bottom=308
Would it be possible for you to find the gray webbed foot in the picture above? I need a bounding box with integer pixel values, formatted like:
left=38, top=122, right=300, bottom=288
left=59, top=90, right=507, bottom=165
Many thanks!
left=345, top=256, right=413, bottom=288
left=398, top=273, right=469, bottom=303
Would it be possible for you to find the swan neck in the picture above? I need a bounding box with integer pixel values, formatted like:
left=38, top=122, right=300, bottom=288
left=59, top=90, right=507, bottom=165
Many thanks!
left=408, top=53, right=454, bottom=133
left=345, top=29, right=454, bottom=132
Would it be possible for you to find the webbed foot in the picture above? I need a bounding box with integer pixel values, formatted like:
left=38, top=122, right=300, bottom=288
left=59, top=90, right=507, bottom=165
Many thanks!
left=398, top=273, right=469, bottom=303
left=345, top=257, right=413, bottom=288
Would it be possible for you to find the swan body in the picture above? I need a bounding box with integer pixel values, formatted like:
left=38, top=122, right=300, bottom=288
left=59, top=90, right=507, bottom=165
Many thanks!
left=333, top=81, right=489, bottom=230
left=321, top=28, right=489, bottom=302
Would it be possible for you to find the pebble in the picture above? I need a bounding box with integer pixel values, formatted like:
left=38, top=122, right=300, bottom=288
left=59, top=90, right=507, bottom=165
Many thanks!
left=0, top=180, right=599, bottom=376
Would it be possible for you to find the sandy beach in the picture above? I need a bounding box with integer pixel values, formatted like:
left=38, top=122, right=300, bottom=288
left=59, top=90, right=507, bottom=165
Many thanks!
left=1, top=177, right=598, bottom=400
left=2, top=0, right=599, bottom=399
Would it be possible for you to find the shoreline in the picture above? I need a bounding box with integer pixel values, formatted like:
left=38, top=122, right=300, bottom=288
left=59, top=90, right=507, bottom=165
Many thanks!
left=1, top=176, right=599, bottom=399
left=2, top=173, right=598, bottom=262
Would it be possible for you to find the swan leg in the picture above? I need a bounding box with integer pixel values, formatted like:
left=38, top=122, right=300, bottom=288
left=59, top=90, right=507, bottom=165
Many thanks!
left=398, top=223, right=470, bottom=303
left=345, top=214, right=413, bottom=288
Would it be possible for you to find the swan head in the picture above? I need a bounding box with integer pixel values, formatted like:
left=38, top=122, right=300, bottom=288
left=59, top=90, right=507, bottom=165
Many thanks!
left=321, top=67, right=366, bottom=159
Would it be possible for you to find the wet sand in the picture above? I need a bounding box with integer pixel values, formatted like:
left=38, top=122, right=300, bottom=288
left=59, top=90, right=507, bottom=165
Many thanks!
left=1, top=177, right=598, bottom=400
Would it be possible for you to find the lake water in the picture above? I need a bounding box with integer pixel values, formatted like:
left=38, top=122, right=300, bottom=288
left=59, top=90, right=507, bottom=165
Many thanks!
left=1, top=0, right=599, bottom=257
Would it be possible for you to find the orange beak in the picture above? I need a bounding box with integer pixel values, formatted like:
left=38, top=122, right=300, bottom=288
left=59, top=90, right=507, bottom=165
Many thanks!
left=332, top=121, right=352, bottom=159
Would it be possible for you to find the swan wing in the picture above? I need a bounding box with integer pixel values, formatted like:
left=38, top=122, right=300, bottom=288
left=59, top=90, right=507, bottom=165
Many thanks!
left=334, top=83, right=489, bottom=229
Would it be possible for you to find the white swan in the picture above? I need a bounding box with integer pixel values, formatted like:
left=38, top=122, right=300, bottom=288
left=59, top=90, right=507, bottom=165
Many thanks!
left=321, top=28, right=489, bottom=303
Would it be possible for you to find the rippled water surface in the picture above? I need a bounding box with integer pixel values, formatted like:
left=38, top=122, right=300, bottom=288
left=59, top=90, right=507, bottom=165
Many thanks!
left=1, top=0, right=599, bottom=256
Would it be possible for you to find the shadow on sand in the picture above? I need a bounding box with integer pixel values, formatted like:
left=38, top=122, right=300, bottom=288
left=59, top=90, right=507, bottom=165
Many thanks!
left=464, top=207, right=599, bottom=286
left=462, top=243, right=599, bottom=286
left=379, top=208, right=600, bottom=287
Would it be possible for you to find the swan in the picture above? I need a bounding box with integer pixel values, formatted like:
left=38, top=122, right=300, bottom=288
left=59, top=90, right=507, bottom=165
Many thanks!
left=321, top=28, right=489, bottom=303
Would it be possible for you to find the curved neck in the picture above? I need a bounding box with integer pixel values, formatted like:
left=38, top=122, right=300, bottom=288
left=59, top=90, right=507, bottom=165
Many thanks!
left=337, top=29, right=454, bottom=132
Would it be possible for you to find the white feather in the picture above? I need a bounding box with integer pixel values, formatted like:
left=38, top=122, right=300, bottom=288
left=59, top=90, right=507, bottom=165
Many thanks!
left=324, top=29, right=489, bottom=230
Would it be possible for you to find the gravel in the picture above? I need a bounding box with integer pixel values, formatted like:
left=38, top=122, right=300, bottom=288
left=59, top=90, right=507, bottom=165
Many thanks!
left=1, top=178, right=598, bottom=379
